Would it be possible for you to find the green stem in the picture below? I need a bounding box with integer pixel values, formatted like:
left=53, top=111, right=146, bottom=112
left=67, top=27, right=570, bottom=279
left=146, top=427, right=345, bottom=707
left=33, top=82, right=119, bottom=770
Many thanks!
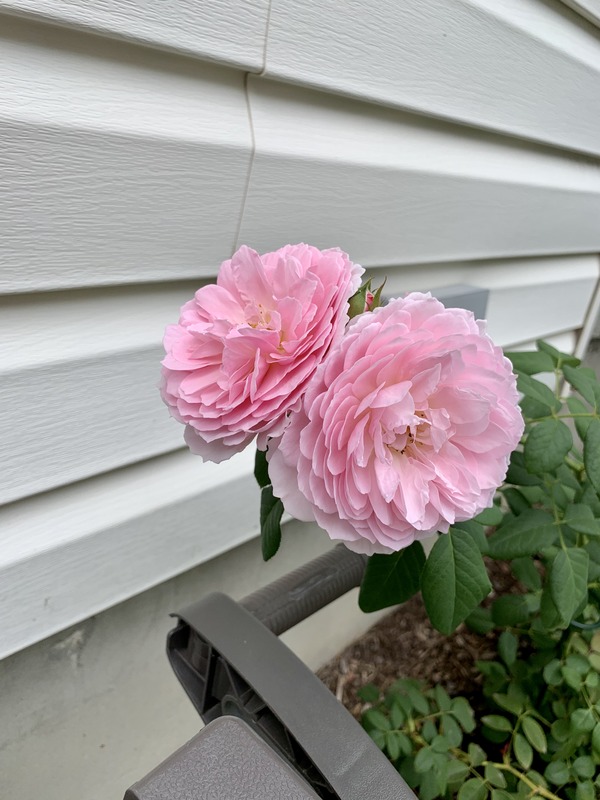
left=564, top=456, right=584, bottom=473
left=525, top=412, right=599, bottom=424
left=492, top=762, right=563, bottom=800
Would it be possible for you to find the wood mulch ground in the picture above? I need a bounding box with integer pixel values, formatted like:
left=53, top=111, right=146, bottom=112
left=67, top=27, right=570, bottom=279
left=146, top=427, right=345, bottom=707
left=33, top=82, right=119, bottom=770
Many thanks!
left=317, top=560, right=521, bottom=720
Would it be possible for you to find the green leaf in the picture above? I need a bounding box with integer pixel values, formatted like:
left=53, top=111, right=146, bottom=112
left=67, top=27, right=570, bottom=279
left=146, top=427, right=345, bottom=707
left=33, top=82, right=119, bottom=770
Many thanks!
left=498, top=631, right=518, bottom=666
left=562, top=664, right=583, bottom=690
left=579, top=482, right=600, bottom=516
left=395, top=732, right=413, bottom=757
left=368, top=728, right=386, bottom=749
left=348, top=279, right=371, bottom=319
left=468, top=743, right=487, bottom=766
left=520, top=395, right=553, bottom=420
left=421, top=530, right=491, bottom=634
left=573, top=756, right=595, bottom=779
left=562, top=503, right=600, bottom=536
left=419, top=767, right=443, bottom=800
left=421, top=719, right=437, bottom=743
left=425, top=766, right=447, bottom=800
left=593, top=722, right=600, bottom=754
left=491, top=594, right=534, bottom=627
left=571, top=707, right=595, bottom=733
left=475, top=505, right=504, bottom=527
left=406, top=684, right=430, bottom=716
left=551, top=718, right=570, bottom=742
left=370, top=277, right=387, bottom=311
left=563, top=364, right=598, bottom=407
left=492, top=691, right=524, bottom=717
left=505, top=350, right=555, bottom=375
left=441, top=713, right=463, bottom=747
left=260, top=486, right=283, bottom=561
left=446, top=760, right=470, bottom=786
left=511, top=557, right=541, bottom=591
left=550, top=548, right=589, bottom=625
left=587, top=539, right=600, bottom=580
left=537, top=339, right=580, bottom=367
left=513, top=732, right=533, bottom=770
left=503, top=488, right=531, bottom=516
left=458, top=777, right=488, bottom=800
left=389, top=702, right=405, bottom=730
left=450, top=697, right=476, bottom=732
left=465, top=607, right=495, bottom=634
left=363, top=708, right=392, bottom=732
left=359, top=542, right=426, bottom=612
left=254, top=448, right=270, bottom=488
left=584, top=418, right=600, bottom=496
left=544, top=760, right=569, bottom=786
left=434, top=685, right=451, bottom=712
left=567, top=396, right=593, bottom=439
left=487, top=509, right=556, bottom=559
left=557, top=462, right=581, bottom=490
left=565, top=653, right=590, bottom=675
left=453, top=520, right=489, bottom=554
left=524, top=770, right=548, bottom=790
left=490, top=791, right=512, bottom=800
left=357, top=684, right=380, bottom=704
left=522, top=716, right=547, bottom=754
left=385, top=731, right=402, bottom=761
left=484, top=764, right=507, bottom=789
left=517, top=373, right=561, bottom=412
left=481, top=715, right=513, bottom=732
left=524, top=419, right=573, bottom=475
left=542, top=659, right=563, bottom=686
left=506, top=451, right=544, bottom=487
left=414, top=746, right=434, bottom=773
left=431, top=734, right=451, bottom=754
left=540, top=586, right=563, bottom=629
left=576, top=781, right=596, bottom=800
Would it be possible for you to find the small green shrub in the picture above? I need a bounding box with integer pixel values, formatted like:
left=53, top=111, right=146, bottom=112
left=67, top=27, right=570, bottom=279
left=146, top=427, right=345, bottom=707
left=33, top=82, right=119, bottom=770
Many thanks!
left=360, top=341, right=600, bottom=798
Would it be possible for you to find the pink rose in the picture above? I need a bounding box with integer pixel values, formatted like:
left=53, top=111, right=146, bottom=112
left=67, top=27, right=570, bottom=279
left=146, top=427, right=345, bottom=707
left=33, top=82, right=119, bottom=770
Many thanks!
left=268, top=293, right=524, bottom=554
left=160, top=244, right=363, bottom=462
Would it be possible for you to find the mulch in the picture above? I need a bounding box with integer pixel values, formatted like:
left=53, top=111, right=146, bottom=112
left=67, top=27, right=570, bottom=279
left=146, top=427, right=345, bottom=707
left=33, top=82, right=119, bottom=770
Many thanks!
left=316, top=559, right=521, bottom=719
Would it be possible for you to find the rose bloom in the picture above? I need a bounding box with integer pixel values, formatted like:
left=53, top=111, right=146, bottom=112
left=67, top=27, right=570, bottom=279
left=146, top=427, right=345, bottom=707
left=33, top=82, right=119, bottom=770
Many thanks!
left=268, top=293, right=524, bottom=554
left=160, top=244, right=363, bottom=462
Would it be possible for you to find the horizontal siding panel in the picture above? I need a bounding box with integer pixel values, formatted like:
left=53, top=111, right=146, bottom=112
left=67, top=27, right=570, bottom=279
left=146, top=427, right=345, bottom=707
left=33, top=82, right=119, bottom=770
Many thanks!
left=238, top=80, right=600, bottom=267
left=512, top=331, right=578, bottom=355
left=373, top=254, right=599, bottom=347
left=0, top=0, right=268, bottom=70
left=2, top=258, right=597, bottom=505
left=0, top=284, right=197, bottom=504
left=561, top=0, right=600, bottom=28
left=0, top=448, right=259, bottom=659
left=0, top=18, right=252, bottom=293
left=265, top=0, right=600, bottom=156
left=1, top=347, right=179, bottom=505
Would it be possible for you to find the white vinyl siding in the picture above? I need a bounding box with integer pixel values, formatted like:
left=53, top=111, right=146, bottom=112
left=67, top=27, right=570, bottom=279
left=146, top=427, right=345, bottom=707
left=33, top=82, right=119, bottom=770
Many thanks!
left=2, top=0, right=600, bottom=659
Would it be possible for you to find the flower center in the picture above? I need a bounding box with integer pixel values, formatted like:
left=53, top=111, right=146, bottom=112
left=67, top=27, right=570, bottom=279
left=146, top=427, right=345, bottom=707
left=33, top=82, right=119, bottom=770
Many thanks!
left=390, top=410, right=430, bottom=456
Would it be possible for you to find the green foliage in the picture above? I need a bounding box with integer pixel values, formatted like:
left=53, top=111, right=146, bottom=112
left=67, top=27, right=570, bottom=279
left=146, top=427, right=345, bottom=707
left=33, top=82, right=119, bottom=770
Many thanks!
left=361, top=626, right=600, bottom=800
left=358, top=341, right=600, bottom=799
left=421, top=528, right=491, bottom=634
left=358, top=542, right=425, bottom=612
left=255, top=450, right=284, bottom=560
left=259, top=485, right=283, bottom=560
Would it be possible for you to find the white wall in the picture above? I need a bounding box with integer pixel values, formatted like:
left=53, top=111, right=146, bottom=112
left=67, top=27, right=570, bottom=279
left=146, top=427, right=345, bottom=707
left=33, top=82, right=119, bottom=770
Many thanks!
left=1, top=0, right=600, bottom=797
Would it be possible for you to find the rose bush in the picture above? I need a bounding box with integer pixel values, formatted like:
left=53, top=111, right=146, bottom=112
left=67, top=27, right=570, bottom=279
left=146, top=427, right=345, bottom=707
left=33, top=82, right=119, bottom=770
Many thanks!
left=160, top=244, right=363, bottom=462
left=268, top=293, right=524, bottom=554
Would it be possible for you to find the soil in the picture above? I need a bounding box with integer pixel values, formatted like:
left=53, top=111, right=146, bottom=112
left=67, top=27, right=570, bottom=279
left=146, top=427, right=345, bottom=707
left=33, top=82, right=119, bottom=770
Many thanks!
left=317, top=559, right=522, bottom=720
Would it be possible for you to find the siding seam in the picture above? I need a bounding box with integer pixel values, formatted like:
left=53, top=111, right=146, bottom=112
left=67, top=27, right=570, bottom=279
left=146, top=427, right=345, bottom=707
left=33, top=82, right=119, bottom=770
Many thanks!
left=233, top=70, right=258, bottom=254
